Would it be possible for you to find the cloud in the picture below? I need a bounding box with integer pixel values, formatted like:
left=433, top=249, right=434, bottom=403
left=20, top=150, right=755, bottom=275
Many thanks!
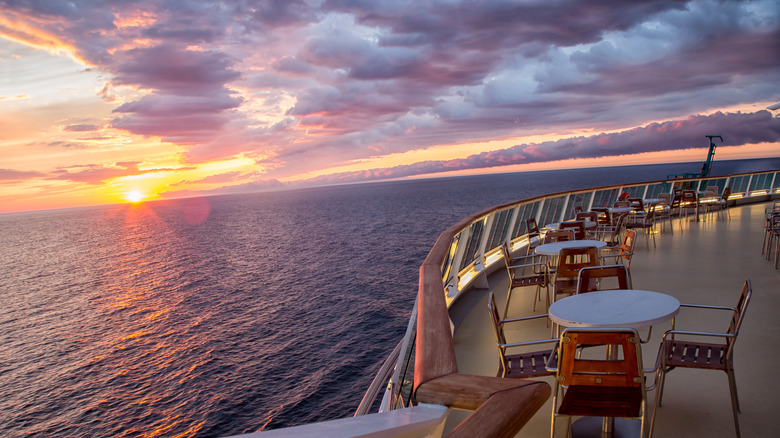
left=64, top=123, right=101, bottom=132
left=0, top=168, right=46, bottom=182
left=303, top=110, right=780, bottom=184
left=161, top=176, right=285, bottom=198
left=45, top=162, right=186, bottom=184
left=1, top=0, right=778, bottom=188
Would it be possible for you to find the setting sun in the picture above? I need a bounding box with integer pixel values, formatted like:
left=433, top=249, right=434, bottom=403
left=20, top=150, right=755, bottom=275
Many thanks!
left=126, top=190, right=145, bottom=203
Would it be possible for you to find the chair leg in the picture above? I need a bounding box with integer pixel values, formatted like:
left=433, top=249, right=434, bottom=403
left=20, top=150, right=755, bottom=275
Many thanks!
left=503, top=286, right=514, bottom=319
left=726, top=367, right=742, bottom=438
left=649, top=369, right=667, bottom=438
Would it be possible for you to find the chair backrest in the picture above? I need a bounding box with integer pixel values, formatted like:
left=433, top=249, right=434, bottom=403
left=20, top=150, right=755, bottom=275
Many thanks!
left=629, top=198, right=644, bottom=212
left=614, top=200, right=630, bottom=208
left=619, top=229, right=637, bottom=261
left=576, top=211, right=598, bottom=223
left=576, top=265, right=632, bottom=294
left=526, top=217, right=540, bottom=236
left=681, top=190, right=698, bottom=204
left=726, top=280, right=752, bottom=356
left=544, top=229, right=574, bottom=243
left=556, top=246, right=599, bottom=279
left=557, top=328, right=643, bottom=388
left=598, top=213, right=626, bottom=247
left=721, top=187, right=732, bottom=200
left=559, top=221, right=585, bottom=240
left=591, top=207, right=611, bottom=225
left=658, top=193, right=671, bottom=205
left=502, top=242, right=513, bottom=268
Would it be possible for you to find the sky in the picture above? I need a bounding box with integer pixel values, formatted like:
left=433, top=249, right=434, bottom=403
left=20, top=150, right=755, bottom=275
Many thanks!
left=1, top=0, right=779, bottom=214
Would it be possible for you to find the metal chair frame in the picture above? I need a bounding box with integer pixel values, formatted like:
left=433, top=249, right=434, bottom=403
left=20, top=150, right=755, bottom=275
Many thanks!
left=502, top=242, right=550, bottom=316
left=650, top=279, right=752, bottom=438
left=487, top=291, right=558, bottom=379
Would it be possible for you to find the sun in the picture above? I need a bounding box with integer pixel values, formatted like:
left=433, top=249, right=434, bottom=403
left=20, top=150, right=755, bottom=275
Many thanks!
left=126, top=190, right=145, bottom=203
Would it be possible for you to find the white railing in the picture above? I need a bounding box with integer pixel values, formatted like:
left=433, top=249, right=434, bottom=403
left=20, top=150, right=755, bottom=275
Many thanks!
left=441, top=170, right=780, bottom=304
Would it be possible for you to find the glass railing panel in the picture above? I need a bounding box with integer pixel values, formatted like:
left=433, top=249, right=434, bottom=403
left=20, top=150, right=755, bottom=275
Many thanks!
left=441, top=232, right=461, bottom=285
left=592, top=188, right=619, bottom=208
left=749, top=173, right=773, bottom=191
left=646, top=182, right=671, bottom=198
left=486, top=208, right=513, bottom=252
left=563, top=192, right=593, bottom=219
left=672, top=180, right=698, bottom=191
left=511, top=201, right=539, bottom=239
left=730, top=175, right=751, bottom=193
left=624, top=185, right=646, bottom=199
left=539, top=195, right=566, bottom=225
left=697, top=178, right=727, bottom=193
left=773, top=172, right=780, bottom=191
left=459, top=217, right=486, bottom=271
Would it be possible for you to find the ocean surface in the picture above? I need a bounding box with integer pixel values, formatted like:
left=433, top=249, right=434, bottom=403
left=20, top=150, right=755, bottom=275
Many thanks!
left=1, top=158, right=777, bottom=437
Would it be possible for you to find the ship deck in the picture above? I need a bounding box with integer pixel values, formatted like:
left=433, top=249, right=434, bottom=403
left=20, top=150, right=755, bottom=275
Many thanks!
left=448, top=201, right=779, bottom=437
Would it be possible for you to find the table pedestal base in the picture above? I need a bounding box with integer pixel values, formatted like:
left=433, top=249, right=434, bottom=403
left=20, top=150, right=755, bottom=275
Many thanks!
left=571, top=417, right=641, bottom=438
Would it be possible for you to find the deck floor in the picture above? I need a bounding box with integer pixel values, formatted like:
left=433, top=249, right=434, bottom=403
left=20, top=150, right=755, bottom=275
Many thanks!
left=449, top=201, right=779, bottom=437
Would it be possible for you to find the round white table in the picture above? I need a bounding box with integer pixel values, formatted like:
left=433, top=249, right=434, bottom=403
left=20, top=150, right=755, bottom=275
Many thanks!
left=549, top=289, right=680, bottom=437
left=608, top=207, right=632, bottom=214
left=535, top=239, right=607, bottom=256
left=548, top=289, right=680, bottom=329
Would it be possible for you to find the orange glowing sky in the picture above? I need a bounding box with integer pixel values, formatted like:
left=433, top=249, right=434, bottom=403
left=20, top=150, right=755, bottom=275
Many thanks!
left=1, top=1, right=778, bottom=214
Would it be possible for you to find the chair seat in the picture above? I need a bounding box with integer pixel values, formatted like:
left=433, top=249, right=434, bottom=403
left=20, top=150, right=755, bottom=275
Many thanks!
left=663, top=339, right=732, bottom=371
left=505, top=350, right=556, bottom=378
left=554, top=277, right=577, bottom=292
left=559, top=385, right=643, bottom=418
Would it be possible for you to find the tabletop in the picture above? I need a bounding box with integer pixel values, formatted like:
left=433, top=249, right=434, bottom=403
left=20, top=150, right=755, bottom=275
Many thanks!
left=643, top=198, right=662, bottom=204
left=534, top=239, right=607, bottom=256
left=608, top=206, right=633, bottom=214
left=548, top=289, right=680, bottom=329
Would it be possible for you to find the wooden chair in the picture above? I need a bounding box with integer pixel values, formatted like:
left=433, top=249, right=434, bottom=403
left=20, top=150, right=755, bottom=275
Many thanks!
left=600, top=228, right=636, bottom=270
left=525, top=217, right=542, bottom=255
left=502, top=242, right=549, bottom=316
left=576, top=211, right=599, bottom=238
left=653, top=193, right=673, bottom=234
left=597, top=213, right=627, bottom=249
left=575, top=264, right=632, bottom=294
left=715, top=187, right=732, bottom=220
left=543, top=229, right=574, bottom=244
left=650, top=280, right=752, bottom=438
left=559, top=221, right=586, bottom=240
left=679, top=190, right=700, bottom=224
left=629, top=197, right=645, bottom=213
left=487, top=291, right=557, bottom=379
left=576, top=211, right=598, bottom=223
left=547, top=327, right=660, bottom=438
left=553, top=246, right=599, bottom=302
left=591, top=207, right=612, bottom=226
left=627, top=207, right=656, bottom=249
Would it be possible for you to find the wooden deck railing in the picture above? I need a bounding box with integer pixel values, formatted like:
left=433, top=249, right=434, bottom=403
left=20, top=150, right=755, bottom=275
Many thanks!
left=414, top=209, right=551, bottom=437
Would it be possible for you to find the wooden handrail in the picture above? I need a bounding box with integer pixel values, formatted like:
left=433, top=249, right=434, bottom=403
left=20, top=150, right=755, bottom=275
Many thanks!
left=413, top=211, right=551, bottom=437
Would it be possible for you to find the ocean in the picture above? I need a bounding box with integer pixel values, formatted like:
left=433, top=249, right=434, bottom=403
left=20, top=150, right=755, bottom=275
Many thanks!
left=1, top=159, right=777, bottom=437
